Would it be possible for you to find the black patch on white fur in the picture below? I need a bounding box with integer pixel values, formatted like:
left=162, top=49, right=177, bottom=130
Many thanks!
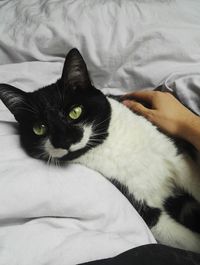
left=173, top=138, right=198, bottom=162
left=107, top=94, right=122, bottom=102
left=110, top=178, right=161, bottom=228
left=164, top=188, right=200, bottom=233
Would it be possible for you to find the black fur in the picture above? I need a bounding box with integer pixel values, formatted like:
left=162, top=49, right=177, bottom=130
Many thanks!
left=173, top=138, right=198, bottom=161
left=0, top=49, right=111, bottom=161
left=164, top=187, right=200, bottom=233
left=110, top=178, right=161, bottom=228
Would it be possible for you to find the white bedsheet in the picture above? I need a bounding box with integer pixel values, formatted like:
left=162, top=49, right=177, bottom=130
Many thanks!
left=0, top=1, right=200, bottom=264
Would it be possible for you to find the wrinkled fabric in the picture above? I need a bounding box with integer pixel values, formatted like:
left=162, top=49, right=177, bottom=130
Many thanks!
left=160, top=69, right=200, bottom=115
left=0, top=0, right=200, bottom=91
left=0, top=0, right=200, bottom=264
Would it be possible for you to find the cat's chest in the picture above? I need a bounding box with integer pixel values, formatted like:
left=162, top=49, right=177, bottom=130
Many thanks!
left=75, top=98, right=178, bottom=205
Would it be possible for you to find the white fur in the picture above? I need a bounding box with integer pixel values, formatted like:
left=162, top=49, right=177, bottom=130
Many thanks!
left=152, top=213, right=200, bottom=253
left=70, top=125, right=92, bottom=152
left=75, top=98, right=200, bottom=252
left=45, top=139, right=68, bottom=158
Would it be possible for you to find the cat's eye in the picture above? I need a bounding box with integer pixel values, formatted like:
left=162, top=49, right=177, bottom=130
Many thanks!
left=69, top=105, right=83, bottom=120
left=33, top=123, right=47, bottom=136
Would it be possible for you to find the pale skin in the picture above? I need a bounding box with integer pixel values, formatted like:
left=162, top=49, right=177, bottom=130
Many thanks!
left=122, top=90, right=200, bottom=151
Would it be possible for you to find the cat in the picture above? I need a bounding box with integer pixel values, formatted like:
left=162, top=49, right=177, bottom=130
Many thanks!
left=0, top=48, right=200, bottom=253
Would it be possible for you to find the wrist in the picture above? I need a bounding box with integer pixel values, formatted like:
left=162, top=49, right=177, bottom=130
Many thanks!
left=179, top=114, right=200, bottom=151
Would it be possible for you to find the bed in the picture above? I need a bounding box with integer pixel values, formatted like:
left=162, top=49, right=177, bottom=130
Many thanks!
left=0, top=1, right=200, bottom=264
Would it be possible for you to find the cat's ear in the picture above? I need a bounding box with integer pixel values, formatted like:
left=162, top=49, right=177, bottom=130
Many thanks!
left=61, top=48, right=92, bottom=91
left=0, top=83, right=27, bottom=121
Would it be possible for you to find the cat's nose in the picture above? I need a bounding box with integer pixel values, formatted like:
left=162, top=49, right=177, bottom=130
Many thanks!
left=50, top=137, right=71, bottom=150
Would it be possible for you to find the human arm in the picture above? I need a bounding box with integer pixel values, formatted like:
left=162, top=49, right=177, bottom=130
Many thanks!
left=122, top=90, right=200, bottom=151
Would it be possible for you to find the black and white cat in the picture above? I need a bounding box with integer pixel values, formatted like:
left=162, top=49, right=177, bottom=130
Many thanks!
left=0, top=49, right=200, bottom=253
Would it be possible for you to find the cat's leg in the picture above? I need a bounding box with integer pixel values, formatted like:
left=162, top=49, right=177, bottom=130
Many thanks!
left=151, top=212, right=200, bottom=253
left=164, top=188, right=200, bottom=234
left=173, top=156, right=200, bottom=203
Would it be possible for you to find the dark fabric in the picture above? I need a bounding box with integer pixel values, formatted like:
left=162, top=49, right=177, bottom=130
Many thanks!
left=80, top=244, right=200, bottom=265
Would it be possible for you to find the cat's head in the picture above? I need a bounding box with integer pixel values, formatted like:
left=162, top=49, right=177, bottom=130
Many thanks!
left=0, top=48, right=111, bottom=162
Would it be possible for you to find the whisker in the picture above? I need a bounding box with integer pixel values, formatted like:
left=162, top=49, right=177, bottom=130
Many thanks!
left=55, top=158, right=60, bottom=168
left=88, top=140, right=103, bottom=145
left=90, top=132, right=108, bottom=137
left=86, top=142, right=96, bottom=148
left=47, top=155, right=52, bottom=166
left=35, top=150, right=48, bottom=161
left=92, top=115, right=111, bottom=129
left=89, top=137, right=105, bottom=141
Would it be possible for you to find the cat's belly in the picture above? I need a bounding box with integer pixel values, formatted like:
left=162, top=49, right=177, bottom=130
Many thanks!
left=75, top=98, right=200, bottom=210
left=75, top=144, right=175, bottom=209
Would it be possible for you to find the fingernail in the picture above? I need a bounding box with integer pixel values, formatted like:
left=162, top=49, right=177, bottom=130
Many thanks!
left=122, top=100, right=131, bottom=107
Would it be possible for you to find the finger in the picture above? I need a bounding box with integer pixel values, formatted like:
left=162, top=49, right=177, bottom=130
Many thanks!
left=122, top=90, right=155, bottom=102
left=123, top=100, right=150, bottom=115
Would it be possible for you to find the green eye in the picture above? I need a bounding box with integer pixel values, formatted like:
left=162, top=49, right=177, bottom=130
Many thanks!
left=69, top=106, right=83, bottom=120
left=33, top=123, right=47, bottom=136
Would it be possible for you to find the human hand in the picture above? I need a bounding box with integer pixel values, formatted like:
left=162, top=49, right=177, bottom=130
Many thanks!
left=122, top=90, right=198, bottom=139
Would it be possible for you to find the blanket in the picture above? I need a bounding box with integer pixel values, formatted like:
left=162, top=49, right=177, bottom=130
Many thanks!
left=0, top=1, right=200, bottom=264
